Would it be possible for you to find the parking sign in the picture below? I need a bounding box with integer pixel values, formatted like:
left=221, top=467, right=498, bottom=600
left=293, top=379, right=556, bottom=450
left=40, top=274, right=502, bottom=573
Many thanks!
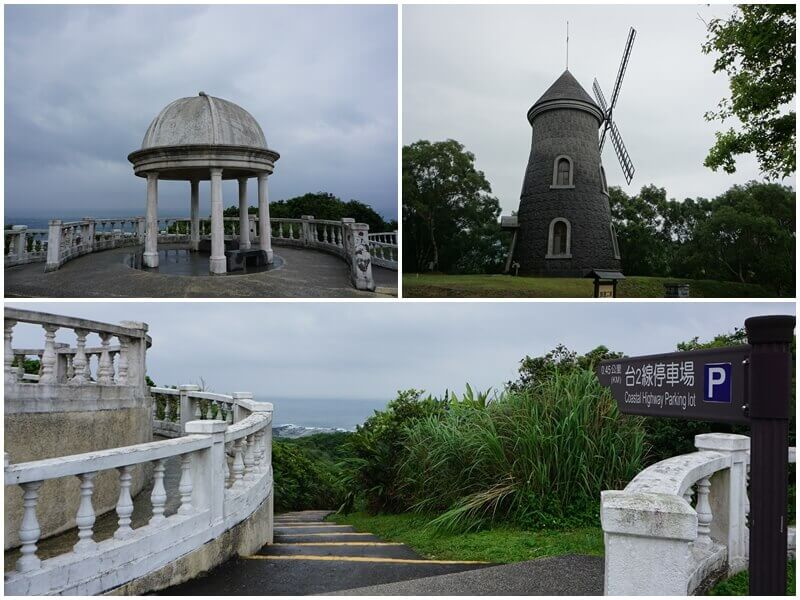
left=704, top=363, right=732, bottom=403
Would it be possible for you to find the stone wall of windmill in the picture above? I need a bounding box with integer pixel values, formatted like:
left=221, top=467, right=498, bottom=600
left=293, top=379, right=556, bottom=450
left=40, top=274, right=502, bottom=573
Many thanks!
left=516, top=106, right=620, bottom=276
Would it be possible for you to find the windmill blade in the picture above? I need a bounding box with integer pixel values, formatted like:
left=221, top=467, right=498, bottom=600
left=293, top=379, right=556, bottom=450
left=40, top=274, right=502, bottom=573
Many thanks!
left=609, top=121, right=635, bottom=184
left=592, top=79, right=608, bottom=113
left=608, top=27, right=636, bottom=112
left=599, top=123, right=609, bottom=152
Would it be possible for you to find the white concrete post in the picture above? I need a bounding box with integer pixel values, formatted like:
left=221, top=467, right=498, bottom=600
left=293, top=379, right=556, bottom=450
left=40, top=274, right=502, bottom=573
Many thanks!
left=4, top=319, right=17, bottom=385
left=190, top=179, right=200, bottom=251
left=179, top=384, right=201, bottom=433
left=136, top=217, right=146, bottom=242
left=347, top=222, right=375, bottom=292
left=45, top=220, right=62, bottom=272
left=238, top=177, right=251, bottom=250
left=601, top=490, right=697, bottom=595
left=231, top=391, right=253, bottom=423
left=185, top=419, right=227, bottom=524
left=257, top=174, right=273, bottom=263
left=143, top=172, right=159, bottom=268
left=119, top=320, right=149, bottom=395
left=13, top=226, right=27, bottom=261
left=695, top=433, right=750, bottom=574
left=209, top=168, right=226, bottom=274
left=301, top=215, right=315, bottom=246
left=81, top=218, right=95, bottom=253
left=248, top=214, right=257, bottom=245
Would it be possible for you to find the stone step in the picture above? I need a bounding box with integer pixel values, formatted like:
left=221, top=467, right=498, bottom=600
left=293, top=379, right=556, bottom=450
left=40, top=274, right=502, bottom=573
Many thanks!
left=274, top=532, right=382, bottom=543
left=260, top=542, right=421, bottom=560
left=274, top=525, right=356, bottom=535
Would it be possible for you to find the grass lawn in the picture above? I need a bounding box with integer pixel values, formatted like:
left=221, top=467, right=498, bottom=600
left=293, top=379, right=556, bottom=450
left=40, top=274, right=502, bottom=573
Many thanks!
left=329, top=512, right=603, bottom=564
left=402, top=274, right=774, bottom=298
left=708, top=562, right=795, bottom=595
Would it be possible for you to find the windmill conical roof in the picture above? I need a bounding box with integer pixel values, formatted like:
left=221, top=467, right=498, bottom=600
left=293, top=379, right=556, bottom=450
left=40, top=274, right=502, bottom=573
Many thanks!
left=532, top=70, right=599, bottom=109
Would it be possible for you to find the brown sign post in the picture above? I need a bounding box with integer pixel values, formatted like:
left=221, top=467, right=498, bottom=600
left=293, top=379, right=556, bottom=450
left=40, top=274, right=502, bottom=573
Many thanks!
left=597, top=315, right=794, bottom=595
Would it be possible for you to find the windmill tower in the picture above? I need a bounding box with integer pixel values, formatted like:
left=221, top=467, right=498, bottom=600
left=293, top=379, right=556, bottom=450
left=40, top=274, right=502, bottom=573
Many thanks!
left=504, top=27, right=636, bottom=277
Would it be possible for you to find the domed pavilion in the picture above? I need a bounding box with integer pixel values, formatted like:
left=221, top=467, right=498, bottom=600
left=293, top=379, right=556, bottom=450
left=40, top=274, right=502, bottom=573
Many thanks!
left=128, top=93, right=280, bottom=274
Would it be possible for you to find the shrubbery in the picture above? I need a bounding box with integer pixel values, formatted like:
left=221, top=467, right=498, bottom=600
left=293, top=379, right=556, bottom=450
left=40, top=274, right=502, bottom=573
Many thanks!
left=272, top=438, right=347, bottom=512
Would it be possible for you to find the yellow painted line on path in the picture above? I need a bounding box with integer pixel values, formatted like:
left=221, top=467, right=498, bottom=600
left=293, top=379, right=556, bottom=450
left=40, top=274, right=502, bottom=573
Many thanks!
left=245, top=555, right=489, bottom=565
left=271, top=542, right=405, bottom=547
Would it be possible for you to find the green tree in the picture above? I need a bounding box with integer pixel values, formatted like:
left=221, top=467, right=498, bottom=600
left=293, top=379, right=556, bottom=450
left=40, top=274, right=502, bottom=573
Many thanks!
left=702, top=4, right=796, bottom=178
left=403, top=139, right=506, bottom=273
left=685, top=182, right=795, bottom=294
left=224, top=192, right=396, bottom=234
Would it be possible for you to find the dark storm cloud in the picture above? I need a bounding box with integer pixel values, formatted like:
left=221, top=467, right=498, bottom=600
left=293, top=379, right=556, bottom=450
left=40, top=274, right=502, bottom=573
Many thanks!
left=7, top=302, right=793, bottom=427
left=5, top=4, right=398, bottom=220
left=403, top=4, right=795, bottom=215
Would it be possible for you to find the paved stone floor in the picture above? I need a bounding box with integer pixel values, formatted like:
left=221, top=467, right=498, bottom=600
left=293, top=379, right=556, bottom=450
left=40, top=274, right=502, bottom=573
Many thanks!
left=4, top=244, right=397, bottom=298
left=162, top=511, right=494, bottom=595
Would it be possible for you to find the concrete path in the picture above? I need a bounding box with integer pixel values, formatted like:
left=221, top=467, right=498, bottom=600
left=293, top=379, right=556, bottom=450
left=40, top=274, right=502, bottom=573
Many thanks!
left=4, top=244, right=397, bottom=298
left=161, top=510, right=493, bottom=595
left=330, top=554, right=605, bottom=595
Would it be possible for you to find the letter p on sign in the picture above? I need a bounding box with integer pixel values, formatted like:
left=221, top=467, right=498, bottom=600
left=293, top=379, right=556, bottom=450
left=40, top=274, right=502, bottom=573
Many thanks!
left=704, top=363, right=732, bottom=403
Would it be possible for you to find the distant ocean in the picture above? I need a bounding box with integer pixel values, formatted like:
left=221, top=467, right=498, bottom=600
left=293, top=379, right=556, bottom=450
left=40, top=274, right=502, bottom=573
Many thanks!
left=256, top=396, right=388, bottom=430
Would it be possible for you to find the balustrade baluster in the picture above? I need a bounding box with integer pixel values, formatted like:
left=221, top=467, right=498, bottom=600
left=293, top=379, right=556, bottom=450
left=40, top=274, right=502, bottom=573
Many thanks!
left=114, top=466, right=134, bottom=539
left=225, top=402, right=234, bottom=424
left=16, top=480, right=43, bottom=572
left=150, top=459, right=167, bottom=525
left=39, top=324, right=59, bottom=384
left=97, top=332, right=113, bottom=385
left=84, top=353, right=93, bottom=382
left=232, top=439, right=245, bottom=487
left=74, top=471, right=97, bottom=553
left=254, top=429, right=265, bottom=472
left=194, top=398, right=203, bottom=419
left=4, top=319, right=16, bottom=385
left=65, top=355, right=74, bottom=380
left=695, top=477, right=713, bottom=547
left=223, top=442, right=232, bottom=487
left=117, top=337, right=129, bottom=384
left=178, top=454, right=194, bottom=514
left=243, top=434, right=255, bottom=480
left=70, top=329, right=89, bottom=383
left=16, top=355, right=25, bottom=381
left=278, top=222, right=284, bottom=238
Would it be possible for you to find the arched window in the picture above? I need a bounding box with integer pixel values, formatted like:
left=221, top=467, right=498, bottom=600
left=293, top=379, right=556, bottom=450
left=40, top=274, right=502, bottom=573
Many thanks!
left=546, top=217, right=571, bottom=258
left=551, top=155, right=574, bottom=188
left=599, top=165, right=608, bottom=194
left=610, top=224, right=620, bottom=259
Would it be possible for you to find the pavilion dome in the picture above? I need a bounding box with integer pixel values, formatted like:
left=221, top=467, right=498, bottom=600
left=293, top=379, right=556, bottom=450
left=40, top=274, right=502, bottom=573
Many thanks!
left=140, top=92, right=268, bottom=150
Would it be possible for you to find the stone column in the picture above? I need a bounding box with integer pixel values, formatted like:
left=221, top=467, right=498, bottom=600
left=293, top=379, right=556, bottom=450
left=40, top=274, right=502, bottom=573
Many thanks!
left=601, top=490, right=697, bottom=595
left=81, top=218, right=95, bottom=254
left=257, top=174, right=273, bottom=263
left=12, top=226, right=27, bottom=262
left=190, top=179, right=200, bottom=251
left=346, top=221, right=375, bottom=292
left=179, top=384, right=201, bottom=433
left=185, top=420, right=227, bottom=524
left=695, top=433, right=751, bottom=574
left=238, top=178, right=251, bottom=250
left=45, top=220, right=62, bottom=272
left=209, top=168, right=226, bottom=274
left=143, top=172, right=159, bottom=268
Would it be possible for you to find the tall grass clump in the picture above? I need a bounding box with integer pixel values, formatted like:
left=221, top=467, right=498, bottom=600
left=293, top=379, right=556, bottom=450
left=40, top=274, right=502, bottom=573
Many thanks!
left=400, top=370, right=646, bottom=532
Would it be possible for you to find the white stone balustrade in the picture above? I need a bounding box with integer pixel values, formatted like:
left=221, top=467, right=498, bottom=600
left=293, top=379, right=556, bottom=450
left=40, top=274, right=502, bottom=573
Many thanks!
left=601, top=433, right=795, bottom=595
left=4, top=390, right=273, bottom=595
left=4, top=226, right=49, bottom=267
left=10, top=213, right=390, bottom=290
left=5, top=308, right=149, bottom=390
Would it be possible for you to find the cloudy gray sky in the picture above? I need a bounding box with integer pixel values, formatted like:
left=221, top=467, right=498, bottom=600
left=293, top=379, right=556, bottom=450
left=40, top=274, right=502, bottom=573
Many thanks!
left=404, top=4, right=796, bottom=215
left=5, top=4, right=397, bottom=221
left=7, top=301, right=793, bottom=428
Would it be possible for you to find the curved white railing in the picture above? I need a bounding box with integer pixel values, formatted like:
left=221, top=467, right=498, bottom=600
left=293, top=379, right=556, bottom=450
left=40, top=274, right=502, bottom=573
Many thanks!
left=4, top=387, right=273, bottom=595
left=5, top=307, right=150, bottom=388
left=602, top=433, right=795, bottom=595
left=6, top=214, right=395, bottom=284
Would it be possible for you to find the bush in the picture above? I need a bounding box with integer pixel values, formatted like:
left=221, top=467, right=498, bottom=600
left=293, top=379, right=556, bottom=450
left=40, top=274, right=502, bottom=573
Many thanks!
left=272, top=441, right=346, bottom=512
left=400, top=371, right=646, bottom=532
left=339, top=390, right=444, bottom=513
